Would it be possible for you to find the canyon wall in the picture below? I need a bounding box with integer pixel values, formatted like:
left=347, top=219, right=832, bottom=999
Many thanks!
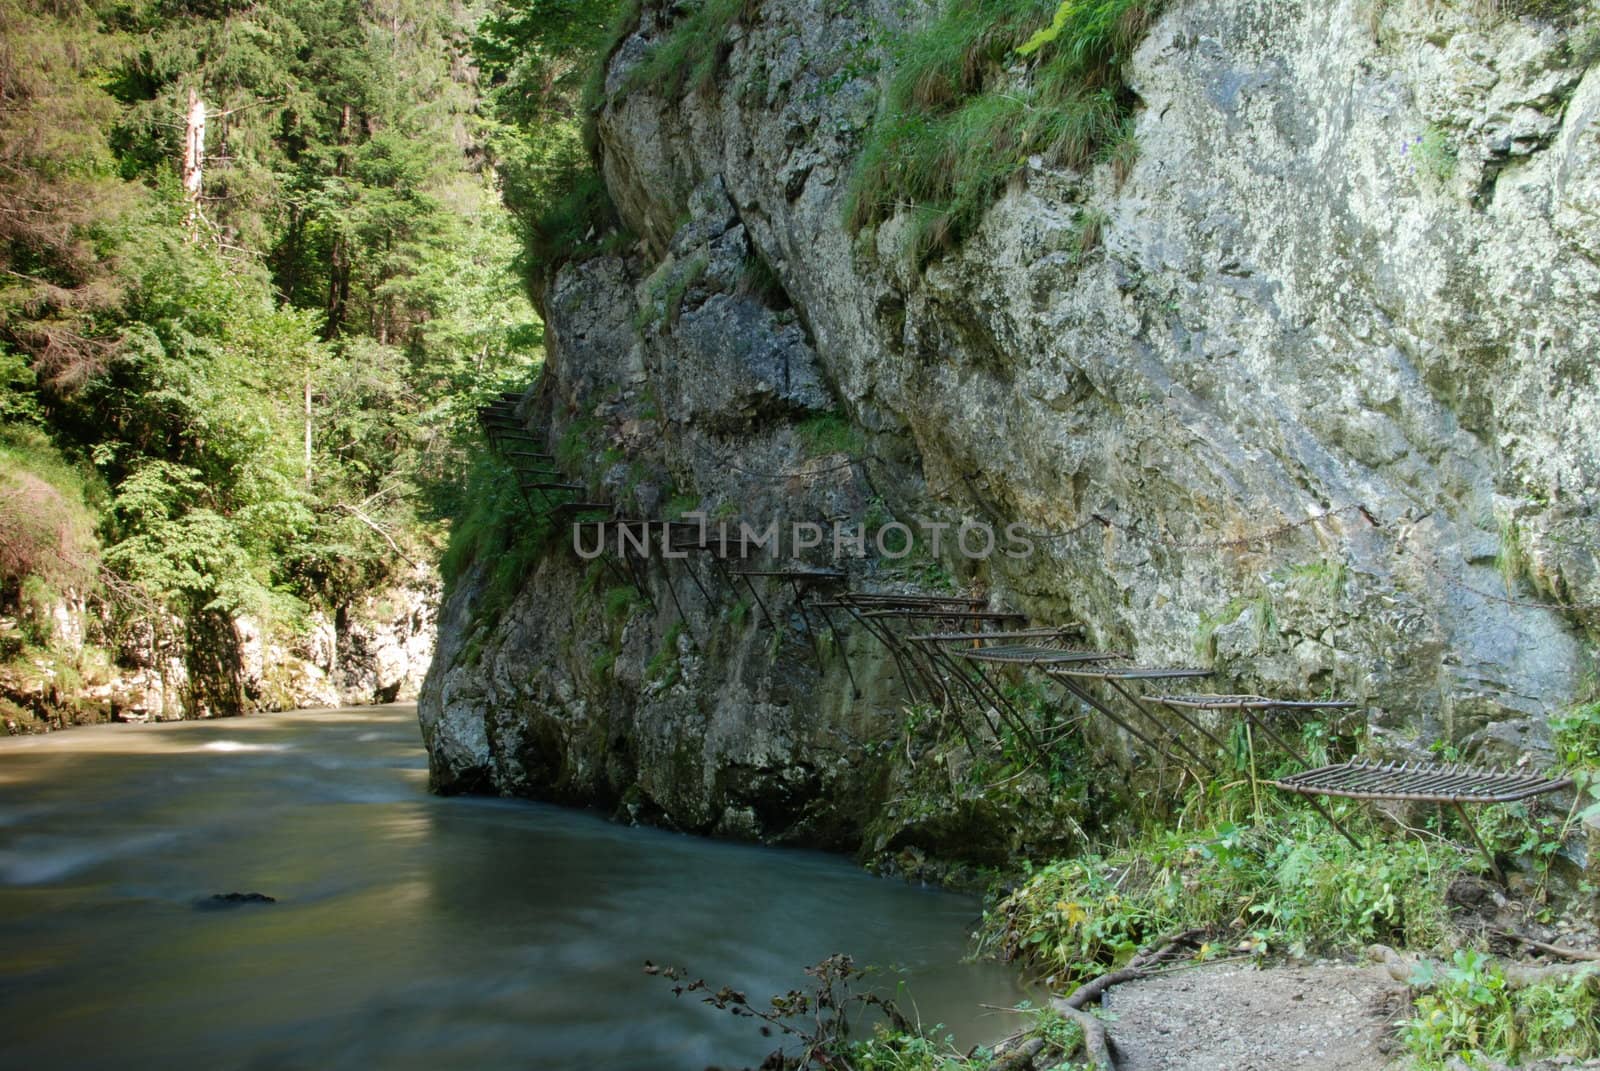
left=421, top=0, right=1600, bottom=865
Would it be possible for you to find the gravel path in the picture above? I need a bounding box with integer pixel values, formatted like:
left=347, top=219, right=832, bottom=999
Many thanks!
left=1100, top=963, right=1409, bottom=1071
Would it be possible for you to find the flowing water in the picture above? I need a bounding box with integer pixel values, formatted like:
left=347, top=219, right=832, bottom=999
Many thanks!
left=0, top=705, right=1025, bottom=1069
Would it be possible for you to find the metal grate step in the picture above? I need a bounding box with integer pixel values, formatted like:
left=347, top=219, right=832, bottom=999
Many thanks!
left=960, top=645, right=1125, bottom=665
left=732, top=568, right=848, bottom=581
left=857, top=608, right=1026, bottom=622
left=1272, top=760, right=1571, bottom=804
left=836, top=593, right=990, bottom=610
left=1155, top=694, right=1358, bottom=711
left=908, top=627, right=1082, bottom=644
left=519, top=481, right=584, bottom=492
left=1047, top=665, right=1213, bottom=682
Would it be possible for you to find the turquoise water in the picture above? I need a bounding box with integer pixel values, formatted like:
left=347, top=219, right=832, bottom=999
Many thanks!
left=0, top=705, right=1023, bottom=1069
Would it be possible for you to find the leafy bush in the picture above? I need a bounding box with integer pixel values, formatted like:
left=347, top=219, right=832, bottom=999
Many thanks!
left=1404, top=950, right=1600, bottom=1068
left=1552, top=700, right=1600, bottom=769
left=0, top=426, right=99, bottom=615
left=439, top=451, right=554, bottom=626
left=982, top=801, right=1457, bottom=988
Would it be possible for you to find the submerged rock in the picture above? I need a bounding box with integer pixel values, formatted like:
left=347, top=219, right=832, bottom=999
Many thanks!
left=196, top=892, right=277, bottom=910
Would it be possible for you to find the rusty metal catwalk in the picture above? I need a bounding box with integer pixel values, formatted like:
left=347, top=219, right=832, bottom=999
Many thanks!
left=909, top=627, right=1082, bottom=644
left=960, top=645, right=1123, bottom=666
left=1041, top=664, right=1219, bottom=774
left=1273, top=760, right=1570, bottom=805
left=814, top=594, right=1015, bottom=711
left=907, top=630, right=1091, bottom=710
left=1148, top=693, right=1365, bottom=846
left=1153, top=693, right=1358, bottom=768
left=1156, top=694, right=1360, bottom=712
left=475, top=401, right=598, bottom=518
left=833, top=593, right=989, bottom=610
left=728, top=567, right=856, bottom=693
left=1272, top=760, right=1572, bottom=880
left=867, top=624, right=1085, bottom=756
left=580, top=519, right=765, bottom=639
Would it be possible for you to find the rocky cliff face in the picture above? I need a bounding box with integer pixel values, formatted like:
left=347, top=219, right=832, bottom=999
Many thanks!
left=420, top=0, right=1600, bottom=864
left=2, top=569, right=436, bottom=733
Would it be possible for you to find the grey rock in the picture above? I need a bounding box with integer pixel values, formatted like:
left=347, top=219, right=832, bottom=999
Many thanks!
left=420, top=0, right=1600, bottom=858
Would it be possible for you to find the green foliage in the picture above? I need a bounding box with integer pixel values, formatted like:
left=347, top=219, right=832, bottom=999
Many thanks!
left=0, top=425, right=100, bottom=621
left=439, top=452, right=553, bottom=627
left=982, top=796, right=1457, bottom=988
left=1194, top=592, right=1273, bottom=659
left=845, top=0, right=1160, bottom=262
left=475, top=0, right=630, bottom=289
left=557, top=418, right=602, bottom=469
left=796, top=410, right=866, bottom=457
left=654, top=955, right=1098, bottom=1070
left=1276, top=559, right=1347, bottom=600
left=604, top=584, right=640, bottom=621
left=613, top=0, right=763, bottom=101
left=1, top=0, right=542, bottom=714
left=0, top=0, right=136, bottom=377
left=0, top=349, right=43, bottom=425
left=1404, top=950, right=1600, bottom=1068
left=1548, top=701, right=1600, bottom=834
left=664, top=493, right=701, bottom=520
left=636, top=254, right=710, bottom=330
left=848, top=1026, right=991, bottom=1069
left=738, top=249, right=789, bottom=307
left=1105, top=117, right=1139, bottom=185
left=1552, top=700, right=1600, bottom=769
left=651, top=954, right=1018, bottom=1071
left=646, top=620, right=685, bottom=686
left=1496, top=514, right=1527, bottom=595
left=1407, top=124, right=1459, bottom=186
left=883, top=536, right=958, bottom=591
left=515, top=166, right=626, bottom=291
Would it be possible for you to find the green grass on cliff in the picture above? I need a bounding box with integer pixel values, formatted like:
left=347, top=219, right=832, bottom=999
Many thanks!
left=439, top=452, right=554, bottom=626
left=845, top=0, right=1159, bottom=263
left=612, top=0, right=764, bottom=101
left=584, top=0, right=1157, bottom=266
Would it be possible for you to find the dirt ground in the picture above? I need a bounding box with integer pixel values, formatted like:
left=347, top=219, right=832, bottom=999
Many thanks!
left=1099, top=962, right=1410, bottom=1071
left=1097, top=959, right=1600, bottom=1071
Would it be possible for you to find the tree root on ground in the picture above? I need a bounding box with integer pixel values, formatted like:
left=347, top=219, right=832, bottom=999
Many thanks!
left=1495, top=931, right=1600, bottom=963
left=985, top=929, right=1204, bottom=1070
left=1371, top=944, right=1600, bottom=988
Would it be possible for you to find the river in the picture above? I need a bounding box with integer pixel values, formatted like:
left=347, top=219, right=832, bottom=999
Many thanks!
left=0, top=705, right=1025, bottom=1069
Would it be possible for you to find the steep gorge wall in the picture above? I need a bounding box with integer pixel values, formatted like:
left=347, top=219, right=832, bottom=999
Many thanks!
left=421, top=0, right=1600, bottom=862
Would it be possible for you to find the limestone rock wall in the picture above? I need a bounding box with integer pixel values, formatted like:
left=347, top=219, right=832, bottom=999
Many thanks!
left=420, top=0, right=1600, bottom=858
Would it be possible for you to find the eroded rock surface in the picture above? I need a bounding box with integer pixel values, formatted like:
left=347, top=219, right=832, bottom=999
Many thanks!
left=421, top=0, right=1600, bottom=861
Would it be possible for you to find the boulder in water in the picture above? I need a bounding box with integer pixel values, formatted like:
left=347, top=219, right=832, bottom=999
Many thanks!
left=195, top=892, right=276, bottom=910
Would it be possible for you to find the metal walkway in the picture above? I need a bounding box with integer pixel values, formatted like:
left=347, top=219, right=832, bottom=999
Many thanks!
left=1272, top=760, right=1572, bottom=879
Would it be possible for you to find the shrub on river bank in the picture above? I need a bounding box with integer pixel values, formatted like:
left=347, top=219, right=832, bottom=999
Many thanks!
left=980, top=797, right=1459, bottom=989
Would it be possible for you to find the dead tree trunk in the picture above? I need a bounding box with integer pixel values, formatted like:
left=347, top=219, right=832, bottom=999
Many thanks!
left=181, top=88, right=207, bottom=234
left=303, top=366, right=313, bottom=489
